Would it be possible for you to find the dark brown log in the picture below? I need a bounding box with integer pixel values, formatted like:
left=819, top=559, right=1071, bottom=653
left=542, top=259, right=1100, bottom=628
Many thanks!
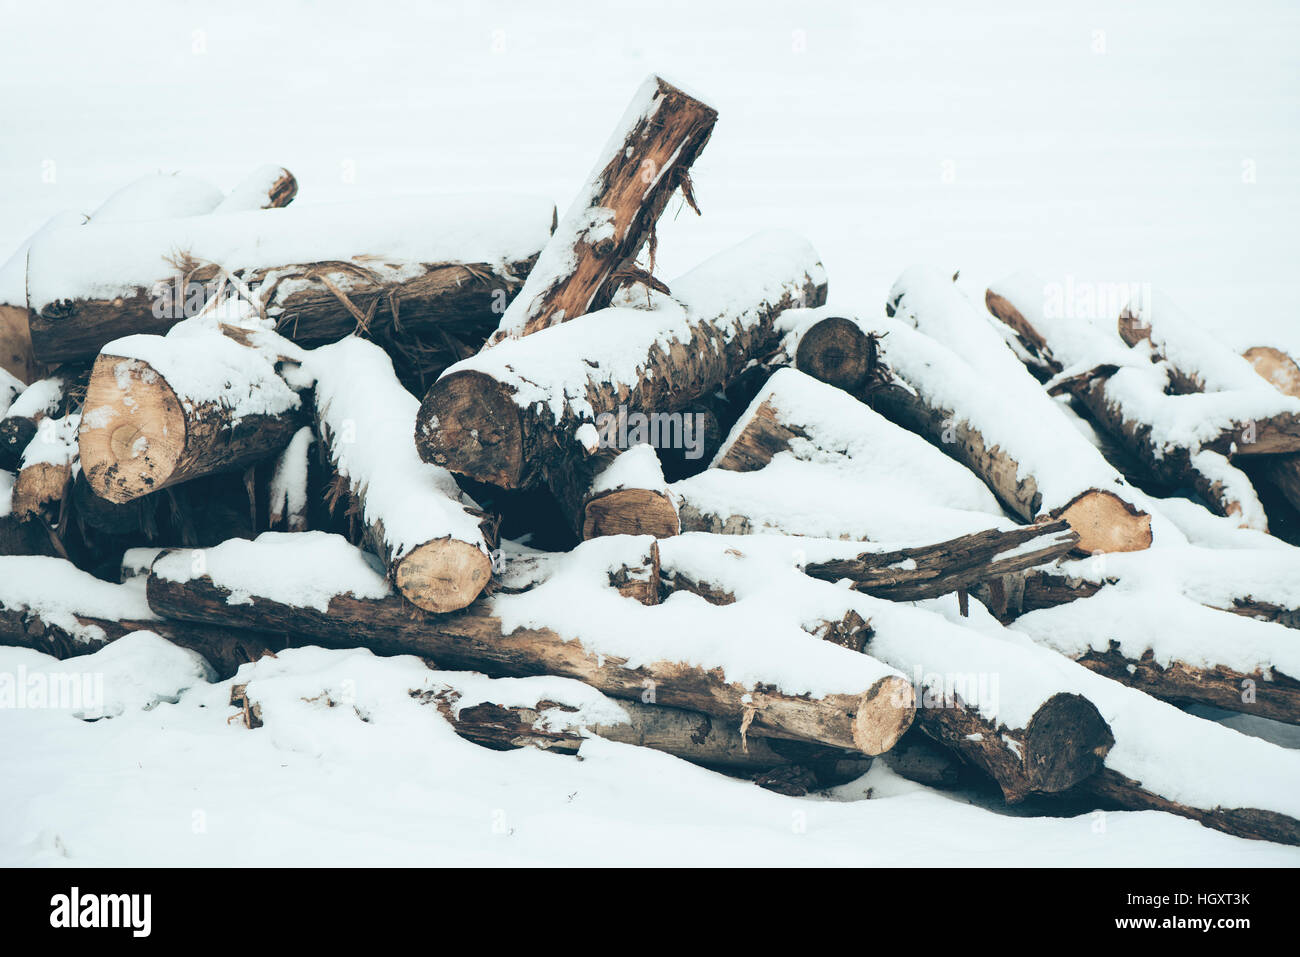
left=488, top=76, right=717, bottom=343
left=792, top=315, right=874, bottom=393
left=802, top=519, right=1079, bottom=601
left=145, top=556, right=915, bottom=755
left=1087, top=768, right=1300, bottom=846
left=417, top=232, right=827, bottom=496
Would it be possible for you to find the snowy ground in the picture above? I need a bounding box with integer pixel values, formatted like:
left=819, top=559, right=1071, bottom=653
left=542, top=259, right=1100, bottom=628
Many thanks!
left=3, top=0, right=1300, bottom=865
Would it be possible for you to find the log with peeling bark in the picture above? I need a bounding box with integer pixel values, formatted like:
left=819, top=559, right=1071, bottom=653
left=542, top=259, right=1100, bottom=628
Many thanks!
left=984, top=272, right=1272, bottom=529
left=78, top=322, right=305, bottom=503
left=144, top=533, right=915, bottom=754
left=579, top=444, right=679, bottom=540
left=1011, top=588, right=1300, bottom=725
left=304, top=336, right=495, bottom=613
left=26, top=193, right=554, bottom=365
left=417, top=230, right=827, bottom=510
left=488, top=75, right=717, bottom=344
left=11, top=412, right=78, bottom=518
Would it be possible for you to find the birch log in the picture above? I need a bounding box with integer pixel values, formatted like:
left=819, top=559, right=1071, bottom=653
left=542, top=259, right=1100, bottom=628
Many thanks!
left=488, top=75, right=717, bottom=343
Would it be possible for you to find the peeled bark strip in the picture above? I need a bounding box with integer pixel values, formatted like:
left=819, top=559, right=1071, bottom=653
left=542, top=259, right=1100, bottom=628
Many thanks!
left=27, top=193, right=553, bottom=363
left=489, top=75, right=718, bottom=343
left=305, top=337, right=494, bottom=613
left=11, top=413, right=78, bottom=517
left=79, top=323, right=304, bottom=503
left=1087, top=769, right=1300, bottom=846
left=145, top=535, right=915, bottom=754
left=418, top=230, right=827, bottom=496
left=580, top=445, right=679, bottom=540
left=212, top=165, right=298, bottom=214
left=985, top=273, right=1269, bottom=527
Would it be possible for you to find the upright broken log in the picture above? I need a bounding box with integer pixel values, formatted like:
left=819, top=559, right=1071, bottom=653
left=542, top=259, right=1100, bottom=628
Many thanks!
left=488, top=75, right=718, bottom=343
left=1012, top=587, right=1300, bottom=724
left=302, top=336, right=495, bottom=613
left=580, top=444, right=679, bottom=540
left=417, top=230, right=827, bottom=509
left=78, top=320, right=305, bottom=503
left=27, top=193, right=554, bottom=364
left=145, top=532, right=915, bottom=754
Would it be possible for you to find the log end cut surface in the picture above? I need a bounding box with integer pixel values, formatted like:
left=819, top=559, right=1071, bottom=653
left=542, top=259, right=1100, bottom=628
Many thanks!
left=79, top=354, right=187, bottom=504
left=1243, top=346, right=1300, bottom=399
left=853, top=675, right=916, bottom=755
left=1023, top=692, right=1114, bottom=793
left=394, top=538, right=493, bottom=613
left=794, top=316, right=872, bottom=393
left=1052, top=489, right=1152, bottom=554
left=582, top=488, right=680, bottom=540
left=416, top=370, right=524, bottom=488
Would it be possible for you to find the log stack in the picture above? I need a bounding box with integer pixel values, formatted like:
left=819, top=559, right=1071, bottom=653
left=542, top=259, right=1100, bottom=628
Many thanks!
left=2, top=77, right=1298, bottom=849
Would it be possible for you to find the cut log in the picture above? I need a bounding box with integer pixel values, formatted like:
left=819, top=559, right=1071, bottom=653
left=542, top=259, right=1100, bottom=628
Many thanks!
left=985, top=272, right=1271, bottom=528
left=1243, top=346, right=1300, bottom=398
left=145, top=532, right=915, bottom=754
left=78, top=321, right=304, bottom=503
left=488, top=75, right=717, bottom=343
left=303, top=336, right=494, bottom=613
left=267, top=426, right=314, bottom=532
left=27, top=193, right=554, bottom=364
left=11, top=412, right=78, bottom=517
left=417, top=230, right=827, bottom=498
left=212, top=165, right=298, bottom=214
left=580, top=445, right=679, bottom=540
left=1012, top=588, right=1300, bottom=724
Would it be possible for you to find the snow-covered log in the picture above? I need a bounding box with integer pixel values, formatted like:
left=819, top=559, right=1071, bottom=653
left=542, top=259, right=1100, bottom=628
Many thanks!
left=417, top=230, right=827, bottom=501
left=1012, top=588, right=1300, bottom=724
left=267, top=426, right=314, bottom=532
left=302, top=336, right=495, bottom=613
left=212, top=165, right=298, bottom=214
left=985, top=272, right=1274, bottom=528
left=78, top=320, right=305, bottom=503
left=775, top=312, right=876, bottom=393
left=488, top=75, right=717, bottom=343
left=654, top=535, right=1115, bottom=802
left=145, top=532, right=916, bottom=754
left=11, top=412, right=78, bottom=517
left=0, top=369, right=75, bottom=471
left=580, top=444, right=679, bottom=540
left=0, top=554, right=279, bottom=677
left=27, top=193, right=554, bottom=363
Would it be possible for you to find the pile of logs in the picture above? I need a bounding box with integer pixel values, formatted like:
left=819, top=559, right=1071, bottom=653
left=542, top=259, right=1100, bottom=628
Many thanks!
left=3, top=76, right=1299, bottom=849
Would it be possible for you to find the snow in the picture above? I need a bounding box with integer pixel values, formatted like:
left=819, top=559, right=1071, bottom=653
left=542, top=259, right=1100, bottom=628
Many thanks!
left=3, top=374, right=65, bottom=421
left=0, top=556, right=157, bottom=646
left=589, top=443, right=668, bottom=495
left=0, top=470, right=13, bottom=518
left=212, top=165, right=291, bottom=215
left=301, top=336, right=489, bottom=558
left=87, top=172, right=223, bottom=224
left=18, top=412, right=79, bottom=468
left=0, top=369, right=22, bottom=418
left=26, top=192, right=555, bottom=313
left=268, top=425, right=314, bottom=528
left=100, top=317, right=301, bottom=423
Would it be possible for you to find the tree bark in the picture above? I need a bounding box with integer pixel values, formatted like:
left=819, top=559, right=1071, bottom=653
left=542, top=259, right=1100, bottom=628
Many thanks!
left=11, top=413, right=77, bottom=518
left=488, top=75, right=717, bottom=343
left=417, top=230, right=827, bottom=496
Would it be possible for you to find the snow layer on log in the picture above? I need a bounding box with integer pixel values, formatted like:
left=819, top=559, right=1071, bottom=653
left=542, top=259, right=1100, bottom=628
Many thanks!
left=1151, top=495, right=1289, bottom=550
left=0, top=555, right=157, bottom=642
left=674, top=457, right=1014, bottom=541
left=268, top=426, right=314, bottom=531
left=27, top=193, right=556, bottom=313
left=1012, top=587, right=1300, bottom=678
left=0, top=369, right=24, bottom=418
left=19, top=412, right=79, bottom=468
left=716, top=367, right=1005, bottom=514
left=590, top=443, right=668, bottom=496
left=212, top=165, right=297, bottom=214
left=88, top=172, right=224, bottom=224
left=4, top=374, right=66, bottom=421
left=300, top=336, right=490, bottom=566
left=445, top=230, right=827, bottom=426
